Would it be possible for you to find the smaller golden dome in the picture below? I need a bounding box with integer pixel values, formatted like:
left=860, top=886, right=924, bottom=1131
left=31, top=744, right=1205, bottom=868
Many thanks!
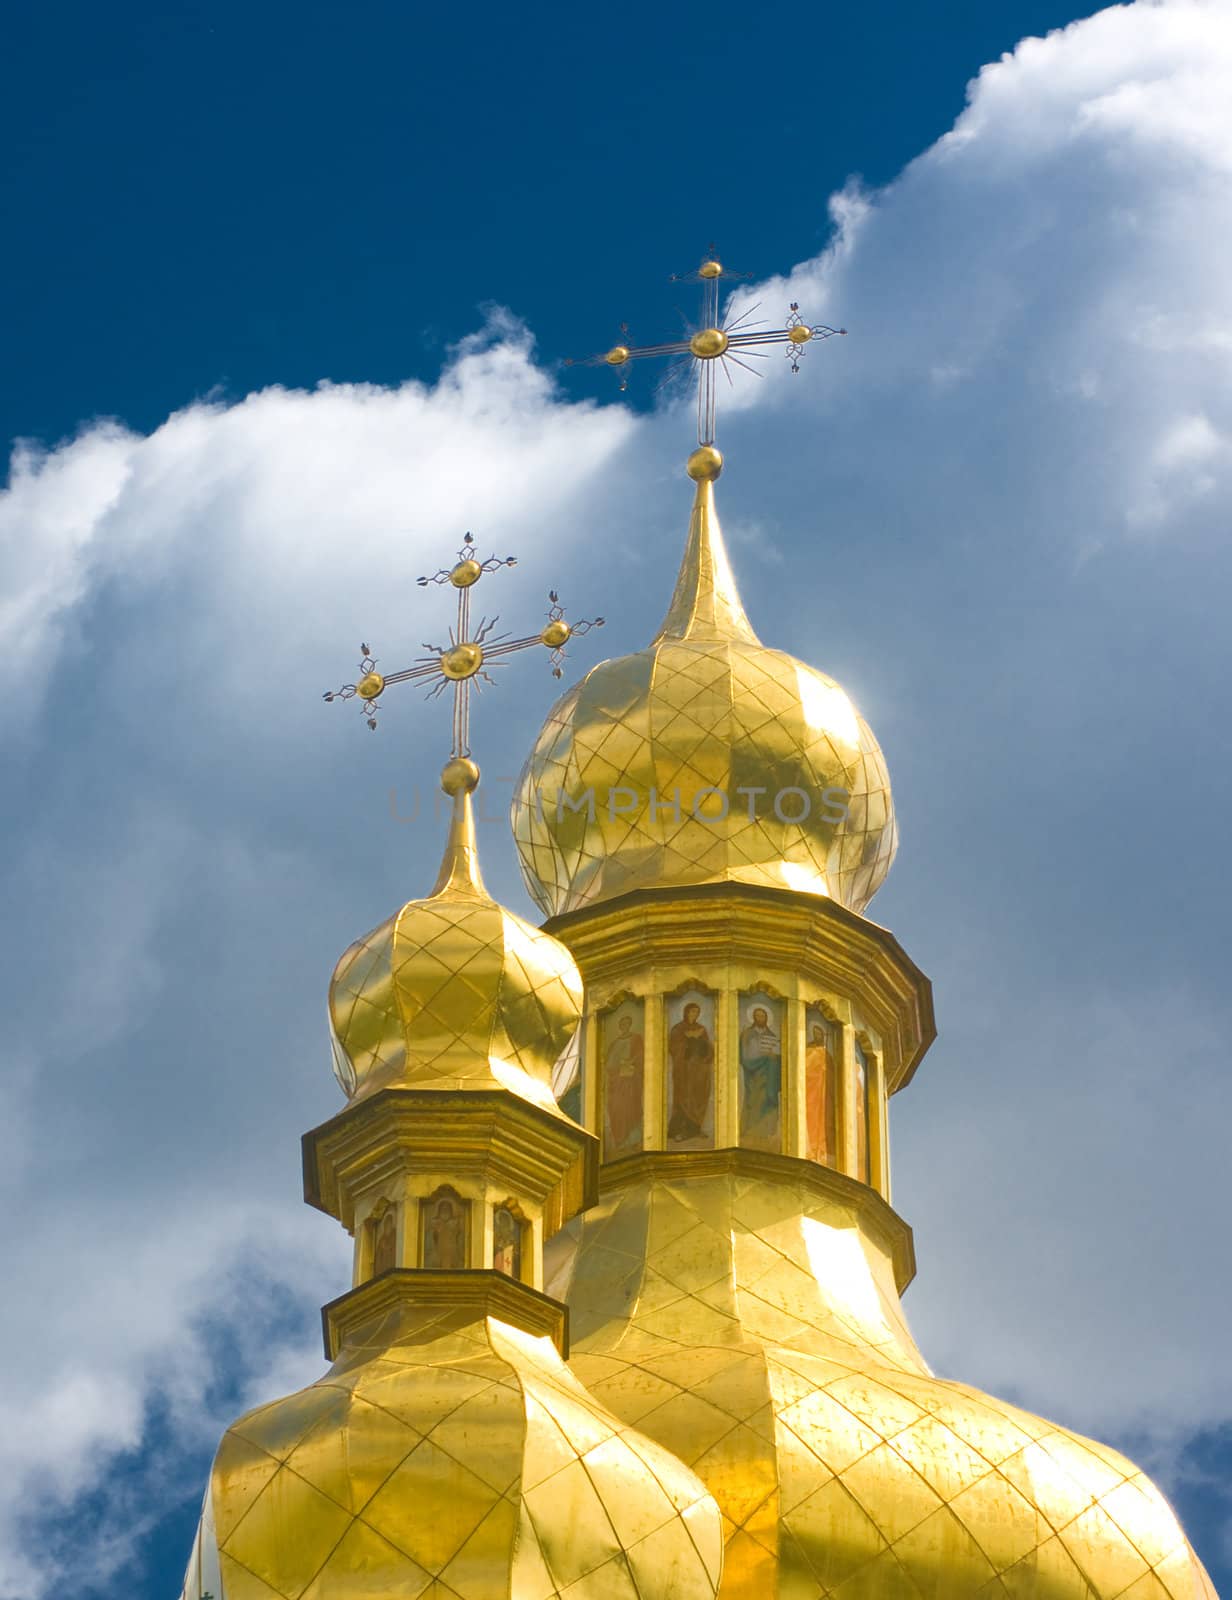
left=329, top=768, right=583, bottom=1114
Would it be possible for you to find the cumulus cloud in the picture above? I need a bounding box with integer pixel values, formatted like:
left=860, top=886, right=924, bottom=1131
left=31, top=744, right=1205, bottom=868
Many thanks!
left=2, top=3, right=1231, bottom=1594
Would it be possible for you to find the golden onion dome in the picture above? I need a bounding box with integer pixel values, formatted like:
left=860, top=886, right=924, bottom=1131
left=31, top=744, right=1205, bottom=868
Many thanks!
left=328, top=759, right=584, bottom=1114
left=511, top=452, right=897, bottom=918
left=185, top=1308, right=723, bottom=1600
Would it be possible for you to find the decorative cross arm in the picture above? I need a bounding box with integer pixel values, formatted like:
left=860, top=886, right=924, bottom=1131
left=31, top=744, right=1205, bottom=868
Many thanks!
left=566, top=252, right=845, bottom=448
left=323, top=533, right=603, bottom=749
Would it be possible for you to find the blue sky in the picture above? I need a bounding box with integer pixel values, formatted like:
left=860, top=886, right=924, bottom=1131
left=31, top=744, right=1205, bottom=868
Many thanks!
left=2, top=2, right=1231, bottom=1597
left=3, top=0, right=1084, bottom=450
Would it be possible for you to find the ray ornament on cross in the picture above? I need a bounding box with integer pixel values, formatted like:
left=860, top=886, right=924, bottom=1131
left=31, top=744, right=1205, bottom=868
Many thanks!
left=565, top=250, right=845, bottom=455
left=322, top=531, right=603, bottom=744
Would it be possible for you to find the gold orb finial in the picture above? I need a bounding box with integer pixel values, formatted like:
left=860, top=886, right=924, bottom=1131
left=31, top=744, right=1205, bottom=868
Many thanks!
left=689, top=328, right=729, bottom=360
left=686, top=445, right=724, bottom=482
left=440, top=642, right=484, bottom=680
left=356, top=670, right=385, bottom=701
left=605, top=344, right=630, bottom=366
left=699, top=259, right=723, bottom=279
left=540, top=618, right=572, bottom=649
left=440, top=756, right=480, bottom=795
left=450, top=557, right=483, bottom=587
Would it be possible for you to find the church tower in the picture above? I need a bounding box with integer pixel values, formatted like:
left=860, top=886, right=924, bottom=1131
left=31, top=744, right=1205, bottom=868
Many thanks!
left=178, top=758, right=723, bottom=1600
left=178, top=263, right=1217, bottom=1599
left=509, top=443, right=1218, bottom=1600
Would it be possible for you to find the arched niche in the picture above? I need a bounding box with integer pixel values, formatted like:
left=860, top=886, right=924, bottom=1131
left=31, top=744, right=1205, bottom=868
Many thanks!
left=420, top=1185, right=469, bottom=1270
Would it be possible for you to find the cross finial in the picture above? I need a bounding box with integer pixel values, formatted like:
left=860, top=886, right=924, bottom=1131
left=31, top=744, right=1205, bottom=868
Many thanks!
left=566, top=249, right=845, bottom=452
left=323, top=530, right=603, bottom=747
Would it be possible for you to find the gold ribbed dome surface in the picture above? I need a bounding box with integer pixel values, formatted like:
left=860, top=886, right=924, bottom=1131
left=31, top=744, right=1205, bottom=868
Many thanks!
left=328, top=777, right=583, bottom=1115
left=183, top=1299, right=723, bottom=1600
left=551, top=1163, right=1217, bottom=1600
left=511, top=470, right=897, bottom=919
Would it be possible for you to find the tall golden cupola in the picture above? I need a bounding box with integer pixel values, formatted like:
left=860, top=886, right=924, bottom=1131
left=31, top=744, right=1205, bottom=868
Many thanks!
left=512, top=451, right=1217, bottom=1600
left=179, top=761, right=724, bottom=1600
left=512, top=445, right=896, bottom=919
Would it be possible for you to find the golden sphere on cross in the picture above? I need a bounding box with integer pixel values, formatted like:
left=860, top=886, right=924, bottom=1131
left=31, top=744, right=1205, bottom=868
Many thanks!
left=540, top=619, right=572, bottom=649
left=789, top=324, right=813, bottom=346
left=605, top=345, right=630, bottom=366
left=698, top=259, right=723, bottom=279
left=450, top=558, right=483, bottom=587
left=686, top=445, right=723, bottom=481
left=440, top=643, right=484, bottom=680
left=690, top=327, right=729, bottom=359
left=440, top=756, right=481, bottom=795
left=356, top=671, right=385, bottom=701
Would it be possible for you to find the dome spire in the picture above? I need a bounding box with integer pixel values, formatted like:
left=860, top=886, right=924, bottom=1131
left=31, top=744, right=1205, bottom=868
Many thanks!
left=653, top=446, right=760, bottom=646
left=429, top=756, right=487, bottom=898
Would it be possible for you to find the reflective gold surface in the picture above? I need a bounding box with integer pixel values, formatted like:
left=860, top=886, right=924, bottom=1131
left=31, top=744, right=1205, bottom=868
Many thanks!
left=540, top=618, right=572, bottom=649
left=302, top=1088, right=598, bottom=1283
left=441, top=755, right=482, bottom=795
left=512, top=474, right=898, bottom=918
left=441, top=641, right=485, bottom=679
left=690, top=328, right=730, bottom=359
left=451, top=557, right=483, bottom=587
left=687, top=445, right=724, bottom=481
left=356, top=670, right=385, bottom=701
left=329, top=785, right=583, bottom=1114
left=548, top=1156, right=1216, bottom=1600
left=185, top=1298, right=722, bottom=1600
left=183, top=421, right=1217, bottom=1600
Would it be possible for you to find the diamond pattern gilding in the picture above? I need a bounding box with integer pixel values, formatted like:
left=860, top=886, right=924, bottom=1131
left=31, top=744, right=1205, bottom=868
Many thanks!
left=363, top=1438, right=501, bottom=1573
left=198, top=1309, right=721, bottom=1600
left=223, top=1466, right=355, bottom=1597
left=328, top=795, right=585, bottom=1110
left=188, top=469, right=1214, bottom=1600
left=556, top=1169, right=1215, bottom=1600
left=297, top=1521, right=433, bottom=1600
left=513, top=588, right=898, bottom=915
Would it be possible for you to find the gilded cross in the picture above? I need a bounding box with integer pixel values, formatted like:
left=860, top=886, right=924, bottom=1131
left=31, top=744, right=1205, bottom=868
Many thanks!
left=323, top=532, right=603, bottom=746
left=566, top=249, right=845, bottom=450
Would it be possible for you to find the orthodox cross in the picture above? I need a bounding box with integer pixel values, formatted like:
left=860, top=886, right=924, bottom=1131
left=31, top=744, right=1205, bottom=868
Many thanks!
left=323, top=532, right=603, bottom=745
left=566, top=249, right=845, bottom=449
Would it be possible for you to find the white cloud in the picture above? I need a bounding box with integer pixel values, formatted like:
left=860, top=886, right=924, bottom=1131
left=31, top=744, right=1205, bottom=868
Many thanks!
left=2, top=2, right=1232, bottom=1593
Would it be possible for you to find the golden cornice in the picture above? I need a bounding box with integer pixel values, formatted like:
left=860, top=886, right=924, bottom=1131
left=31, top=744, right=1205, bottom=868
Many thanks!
left=596, top=1146, right=917, bottom=1294
left=321, top=1267, right=570, bottom=1359
left=302, top=1089, right=599, bottom=1236
left=545, top=880, right=935, bottom=1092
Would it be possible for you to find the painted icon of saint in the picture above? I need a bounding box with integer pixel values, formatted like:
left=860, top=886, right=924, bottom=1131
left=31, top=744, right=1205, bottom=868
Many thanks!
left=493, top=1206, right=522, bottom=1280
left=603, top=1008, right=645, bottom=1155
left=805, top=1015, right=835, bottom=1165
left=372, top=1208, right=397, bottom=1276
left=667, top=999, right=715, bottom=1145
left=423, top=1192, right=466, bottom=1270
left=740, top=1002, right=782, bottom=1146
